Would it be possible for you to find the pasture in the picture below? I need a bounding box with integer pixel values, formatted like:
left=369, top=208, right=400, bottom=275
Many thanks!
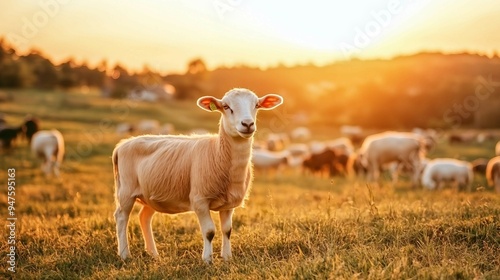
left=1, top=90, right=499, bottom=279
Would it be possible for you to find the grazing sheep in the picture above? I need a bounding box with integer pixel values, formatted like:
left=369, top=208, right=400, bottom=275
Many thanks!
left=266, top=133, right=289, bottom=151
left=471, top=158, right=489, bottom=175
left=411, top=128, right=437, bottom=151
left=0, top=126, right=23, bottom=149
left=421, top=158, right=473, bottom=191
left=347, top=152, right=368, bottom=178
left=22, top=116, right=40, bottom=144
left=112, top=88, right=283, bottom=263
left=286, top=143, right=310, bottom=157
left=358, top=132, right=425, bottom=186
left=486, top=156, right=500, bottom=193
left=252, top=149, right=290, bottom=175
left=340, top=125, right=364, bottom=144
left=290, top=126, right=311, bottom=141
left=326, top=137, right=355, bottom=156
left=309, top=141, right=327, bottom=154
left=159, top=123, right=175, bottom=135
left=116, top=123, right=135, bottom=136
left=31, top=130, right=65, bottom=177
left=303, top=149, right=338, bottom=177
left=448, top=132, right=476, bottom=144
left=136, top=119, right=160, bottom=134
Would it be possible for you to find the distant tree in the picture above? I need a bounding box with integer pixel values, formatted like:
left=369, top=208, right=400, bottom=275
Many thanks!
left=58, top=60, right=78, bottom=89
left=22, top=52, right=58, bottom=89
left=187, top=58, right=207, bottom=75
left=109, top=64, right=140, bottom=99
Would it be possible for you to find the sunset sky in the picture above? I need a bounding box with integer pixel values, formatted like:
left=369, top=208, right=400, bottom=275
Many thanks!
left=1, top=0, right=499, bottom=74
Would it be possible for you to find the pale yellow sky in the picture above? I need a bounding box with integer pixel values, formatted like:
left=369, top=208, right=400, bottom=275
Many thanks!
left=1, top=0, right=499, bottom=74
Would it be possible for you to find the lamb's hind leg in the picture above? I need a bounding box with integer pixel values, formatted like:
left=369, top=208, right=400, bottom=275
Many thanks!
left=139, top=204, right=159, bottom=258
left=114, top=193, right=135, bottom=260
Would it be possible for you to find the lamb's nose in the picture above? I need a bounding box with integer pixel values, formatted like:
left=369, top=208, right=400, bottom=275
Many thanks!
left=241, top=120, right=255, bottom=129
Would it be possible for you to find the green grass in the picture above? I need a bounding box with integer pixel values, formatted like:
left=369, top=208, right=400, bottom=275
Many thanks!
left=1, top=90, right=499, bottom=279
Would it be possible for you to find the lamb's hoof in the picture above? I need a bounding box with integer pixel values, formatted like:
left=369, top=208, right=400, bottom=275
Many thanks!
left=202, top=257, right=213, bottom=265
left=119, top=252, right=129, bottom=260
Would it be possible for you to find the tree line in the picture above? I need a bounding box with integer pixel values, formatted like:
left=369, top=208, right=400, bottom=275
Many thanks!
left=2, top=37, right=500, bottom=129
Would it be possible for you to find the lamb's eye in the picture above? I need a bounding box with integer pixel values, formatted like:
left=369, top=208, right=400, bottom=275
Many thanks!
left=255, top=103, right=261, bottom=109
left=223, top=105, right=233, bottom=114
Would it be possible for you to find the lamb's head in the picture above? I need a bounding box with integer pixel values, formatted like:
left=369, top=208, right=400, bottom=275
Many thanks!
left=197, top=88, right=283, bottom=139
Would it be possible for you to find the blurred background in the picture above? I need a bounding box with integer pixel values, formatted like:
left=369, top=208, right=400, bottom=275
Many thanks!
left=0, top=0, right=499, bottom=130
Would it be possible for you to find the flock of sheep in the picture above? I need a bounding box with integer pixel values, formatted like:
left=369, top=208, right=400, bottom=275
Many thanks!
left=253, top=127, right=500, bottom=193
left=2, top=88, right=499, bottom=264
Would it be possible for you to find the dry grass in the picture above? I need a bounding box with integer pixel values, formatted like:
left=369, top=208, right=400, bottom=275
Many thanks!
left=1, top=90, right=499, bottom=279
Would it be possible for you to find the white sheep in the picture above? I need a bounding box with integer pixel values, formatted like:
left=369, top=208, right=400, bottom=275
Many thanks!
left=421, top=158, right=473, bottom=191
left=159, top=123, right=175, bottom=135
left=252, top=149, right=290, bottom=175
left=486, top=156, right=500, bottom=193
left=309, top=140, right=327, bottom=154
left=266, top=132, right=289, bottom=151
left=358, top=131, right=425, bottom=186
left=136, top=119, right=160, bottom=134
left=112, top=88, right=283, bottom=263
left=286, top=143, right=310, bottom=157
left=290, top=126, right=311, bottom=141
left=31, top=130, right=65, bottom=177
left=326, top=137, right=354, bottom=156
left=116, top=122, right=134, bottom=136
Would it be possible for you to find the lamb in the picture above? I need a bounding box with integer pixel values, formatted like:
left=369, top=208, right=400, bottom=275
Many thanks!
left=421, top=158, right=473, bottom=191
left=358, top=131, right=425, bottom=186
left=112, top=88, right=283, bottom=263
left=486, top=156, right=500, bottom=193
left=31, top=130, right=65, bottom=177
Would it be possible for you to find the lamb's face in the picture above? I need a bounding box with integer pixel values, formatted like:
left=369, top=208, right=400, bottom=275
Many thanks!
left=197, top=88, right=283, bottom=139
left=220, top=90, right=260, bottom=138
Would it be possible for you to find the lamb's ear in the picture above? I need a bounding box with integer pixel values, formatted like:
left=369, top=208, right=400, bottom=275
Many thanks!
left=258, top=94, right=283, bottom=110
left=197, top=96, right=222, bottom=112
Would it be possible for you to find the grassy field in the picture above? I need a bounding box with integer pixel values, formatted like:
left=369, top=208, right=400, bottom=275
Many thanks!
left=1, top=90, right=499, bottom=279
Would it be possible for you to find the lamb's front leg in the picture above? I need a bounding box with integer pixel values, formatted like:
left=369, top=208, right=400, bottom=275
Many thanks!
left=193, top=201, right=215, bottom=263
left=219, top=209, right=234, bottom=261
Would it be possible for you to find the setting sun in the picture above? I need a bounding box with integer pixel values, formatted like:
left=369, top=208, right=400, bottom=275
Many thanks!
left=1, top=0, right=499, bottom=73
